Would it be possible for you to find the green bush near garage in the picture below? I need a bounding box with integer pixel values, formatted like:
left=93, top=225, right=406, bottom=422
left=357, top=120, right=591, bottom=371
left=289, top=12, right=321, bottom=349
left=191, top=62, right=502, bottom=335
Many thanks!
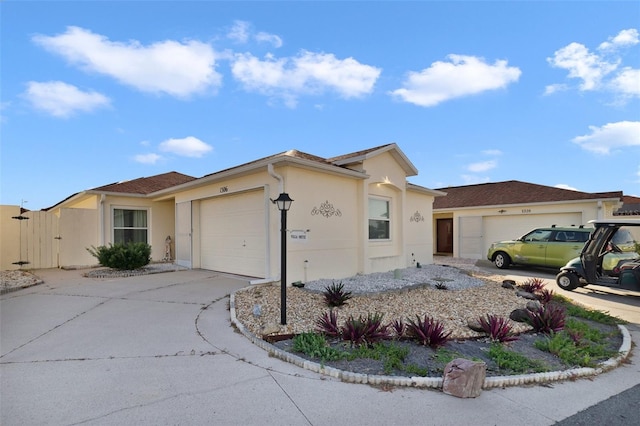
left=87, top=242, right=152, bottom=270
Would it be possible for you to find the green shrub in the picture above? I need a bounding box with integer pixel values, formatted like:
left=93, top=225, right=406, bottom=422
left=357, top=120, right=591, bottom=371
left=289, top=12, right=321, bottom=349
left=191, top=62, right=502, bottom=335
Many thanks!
left=87, top=242, right=152, bottom=270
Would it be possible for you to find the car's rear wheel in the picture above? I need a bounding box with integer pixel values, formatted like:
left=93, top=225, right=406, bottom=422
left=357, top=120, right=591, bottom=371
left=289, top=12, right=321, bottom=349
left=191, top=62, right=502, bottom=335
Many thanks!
left=493, top=252, right=511, bottom=269
left=556, top=271, right=579, bottom=291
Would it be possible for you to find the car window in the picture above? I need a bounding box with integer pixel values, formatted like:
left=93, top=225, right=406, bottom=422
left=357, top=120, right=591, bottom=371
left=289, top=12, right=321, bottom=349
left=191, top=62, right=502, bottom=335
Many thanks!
left=523, top=229, right=552, bottom=242
left=554, top=230, right=589, bottom=242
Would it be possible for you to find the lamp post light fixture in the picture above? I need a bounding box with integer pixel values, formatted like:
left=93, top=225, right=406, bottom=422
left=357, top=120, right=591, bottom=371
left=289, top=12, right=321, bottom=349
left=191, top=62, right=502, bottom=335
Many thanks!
left=273, top=192, right=293, bottom=325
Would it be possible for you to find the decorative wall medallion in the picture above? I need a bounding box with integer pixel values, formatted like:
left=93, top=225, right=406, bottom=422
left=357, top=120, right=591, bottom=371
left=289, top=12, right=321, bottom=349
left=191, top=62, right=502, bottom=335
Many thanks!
left=410, top=211, right=424, bottom=222
left=311, top=200, right=342, bottom=218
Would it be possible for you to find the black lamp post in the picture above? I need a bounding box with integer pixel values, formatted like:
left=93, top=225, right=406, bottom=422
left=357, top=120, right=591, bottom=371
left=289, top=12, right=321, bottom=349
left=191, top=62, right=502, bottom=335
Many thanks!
left=273, top=192, right=293, bottom=325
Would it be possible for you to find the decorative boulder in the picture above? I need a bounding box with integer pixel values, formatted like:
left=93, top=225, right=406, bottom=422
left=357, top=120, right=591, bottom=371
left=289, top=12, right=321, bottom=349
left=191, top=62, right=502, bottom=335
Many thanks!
left=442, top=358, right=486, bottom=398
left=502, top=279, right=516, bottom=289
left=526, top=300, right=542, bottom=311
left=467, top=319, right=485, bottom=333
left=510, top=308, right=531, bottom=323
left=516, top=290, right=538, bottom=300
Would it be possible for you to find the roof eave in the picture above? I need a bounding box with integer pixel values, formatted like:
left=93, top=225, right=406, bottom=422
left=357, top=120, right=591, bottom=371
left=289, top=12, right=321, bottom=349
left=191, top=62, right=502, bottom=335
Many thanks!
left=332, top=143, right=419, bottom=176
left=434, top=196, right=623, bottom=212
left=150, top=155, right=368, bottom=198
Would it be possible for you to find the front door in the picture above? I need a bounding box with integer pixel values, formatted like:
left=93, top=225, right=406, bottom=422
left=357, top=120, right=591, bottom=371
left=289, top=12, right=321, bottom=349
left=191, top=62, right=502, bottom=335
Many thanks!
left=437, top=218, right=453, bottom=253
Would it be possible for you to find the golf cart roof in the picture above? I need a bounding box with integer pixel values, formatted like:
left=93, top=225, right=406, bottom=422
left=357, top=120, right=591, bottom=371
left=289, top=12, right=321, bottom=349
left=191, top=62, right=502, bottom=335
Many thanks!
left=588, top=219, right=640, bottom=226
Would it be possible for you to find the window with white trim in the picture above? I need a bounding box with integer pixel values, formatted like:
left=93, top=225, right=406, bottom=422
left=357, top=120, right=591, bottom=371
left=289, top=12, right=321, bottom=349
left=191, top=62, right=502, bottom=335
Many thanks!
left=113, top=208, right=148, bottom=244
left=368, top=198, right=390, bottom=240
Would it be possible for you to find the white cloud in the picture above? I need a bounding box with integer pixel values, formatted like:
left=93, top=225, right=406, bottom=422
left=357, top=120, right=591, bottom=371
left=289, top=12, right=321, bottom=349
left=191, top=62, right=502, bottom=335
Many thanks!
left=598, top=28, right=639, bottom=51
left=231, top=51, right=381, bottom=107
left=389, top=55, right=521, bottom=107
left=555, top=184, right=580, bottom=191
left=572, top=121, right=640, bottom=154
left=256, top=32, right=283, bottom=48
left=33, top=26, right=221, bottom=98
left=610, top=68, right=640, bottom=97
left=24, top=81, right=110, bottom=118
left=543, top=83, right=568, bottom=95
left=467, top=160, right=497, bottom=173
left=227, top=21, right=282, bottom=48
left=547, top=28, right=639, bottom=98
left=159, top=136, right=213, bottom=158
left=547, top=42, right=616, bottom=91
left=134, top=153, right=162, bottom=164
left=227, top=20, right=250, bottom=44
left=482, top=149, right=502, bottom=156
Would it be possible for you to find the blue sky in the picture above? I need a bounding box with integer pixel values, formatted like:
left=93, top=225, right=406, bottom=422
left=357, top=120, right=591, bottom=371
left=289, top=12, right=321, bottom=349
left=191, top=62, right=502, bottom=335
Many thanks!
left=1, top=1, right=639, bottom=210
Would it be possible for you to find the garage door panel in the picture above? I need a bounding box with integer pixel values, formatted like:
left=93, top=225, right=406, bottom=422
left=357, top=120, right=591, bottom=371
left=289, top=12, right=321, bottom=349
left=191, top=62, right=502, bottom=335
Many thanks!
left=200, top=190, right=266, bottom=278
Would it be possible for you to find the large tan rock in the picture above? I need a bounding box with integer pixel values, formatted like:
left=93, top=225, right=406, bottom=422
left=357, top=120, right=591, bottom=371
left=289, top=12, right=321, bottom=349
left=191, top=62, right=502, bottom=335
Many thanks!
left=442, top=358, right=486, bottom=398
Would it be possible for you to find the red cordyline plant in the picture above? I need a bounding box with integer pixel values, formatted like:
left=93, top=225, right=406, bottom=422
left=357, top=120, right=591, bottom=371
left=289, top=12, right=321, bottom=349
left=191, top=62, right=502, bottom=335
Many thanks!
left=526, top=302, right=566, bottom=334
left=316, top=310, right=340, bottom=337
left=340, top=313, right=390, bottom=347
left=537, top=288, right=555, bottom=305
left=477, top=314, right=519, bottom=343
left=519, top=277, right=546, bottom=294
left=322, top=282, right=353, bottom=307
left=390, top=319, right=406, bottom=339
left=405, top=315, right=451, bottom=348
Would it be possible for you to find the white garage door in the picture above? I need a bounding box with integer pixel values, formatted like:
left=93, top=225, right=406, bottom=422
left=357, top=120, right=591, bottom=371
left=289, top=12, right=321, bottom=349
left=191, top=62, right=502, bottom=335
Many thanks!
left=483, top=213, right=583, bottom=257
left=200, top=190, right=266, bottom=278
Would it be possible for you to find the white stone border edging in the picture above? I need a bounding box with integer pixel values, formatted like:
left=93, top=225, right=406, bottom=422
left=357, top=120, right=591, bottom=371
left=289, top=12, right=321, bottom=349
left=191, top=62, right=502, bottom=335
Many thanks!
left=229, top=292, right=632, bottom=389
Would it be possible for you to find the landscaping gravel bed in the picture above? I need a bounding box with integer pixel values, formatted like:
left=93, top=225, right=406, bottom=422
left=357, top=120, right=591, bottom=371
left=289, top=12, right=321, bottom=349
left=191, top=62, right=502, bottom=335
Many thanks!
left=234, top=262, right=533, bottom=339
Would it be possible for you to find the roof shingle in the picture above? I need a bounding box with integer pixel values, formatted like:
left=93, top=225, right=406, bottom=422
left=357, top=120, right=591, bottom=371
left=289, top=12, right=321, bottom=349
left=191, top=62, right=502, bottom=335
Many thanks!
left=433, top=180, right=623, bottom=209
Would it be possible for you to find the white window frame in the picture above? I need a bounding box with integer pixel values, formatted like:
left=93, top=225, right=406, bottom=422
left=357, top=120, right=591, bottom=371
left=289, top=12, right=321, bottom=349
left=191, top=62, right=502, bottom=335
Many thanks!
left=112, top=207, right=150, bottom=244
left=368, top=196, right=391, bottom=240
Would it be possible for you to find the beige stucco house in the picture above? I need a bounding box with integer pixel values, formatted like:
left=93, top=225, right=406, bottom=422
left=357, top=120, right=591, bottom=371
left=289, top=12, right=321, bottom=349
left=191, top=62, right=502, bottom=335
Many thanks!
left=2, top=144, right=445, bottom=284
left=432, top=181, right=625, bottom=260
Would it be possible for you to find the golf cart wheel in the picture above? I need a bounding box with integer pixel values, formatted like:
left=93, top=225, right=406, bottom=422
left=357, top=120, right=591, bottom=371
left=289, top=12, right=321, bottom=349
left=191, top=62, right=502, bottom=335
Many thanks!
left=556, top=271, right=579, bottom=291
left=493, top=252, right=511, bottom=269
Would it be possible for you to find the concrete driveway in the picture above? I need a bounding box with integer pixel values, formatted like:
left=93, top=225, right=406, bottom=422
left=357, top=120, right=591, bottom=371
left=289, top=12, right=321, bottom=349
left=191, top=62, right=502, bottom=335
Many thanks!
left=1, top=268, right=639, bottom=425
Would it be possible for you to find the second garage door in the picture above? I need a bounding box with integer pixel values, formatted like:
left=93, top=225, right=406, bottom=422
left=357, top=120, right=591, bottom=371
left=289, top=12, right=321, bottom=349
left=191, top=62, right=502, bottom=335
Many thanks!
left=483, top=213, right=584, bottom=256
left=200, top=190, right=267, bottom=278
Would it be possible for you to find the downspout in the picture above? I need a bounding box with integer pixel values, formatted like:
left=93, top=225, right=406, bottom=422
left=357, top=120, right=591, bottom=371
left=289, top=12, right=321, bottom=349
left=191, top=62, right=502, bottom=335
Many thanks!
left=597, top=200, right=603, bottom=220
left=268, top=163, right=284, bottom=193
left=99, top=194, right=105, bottom=245
left=249, top=164, right=285, bottom=285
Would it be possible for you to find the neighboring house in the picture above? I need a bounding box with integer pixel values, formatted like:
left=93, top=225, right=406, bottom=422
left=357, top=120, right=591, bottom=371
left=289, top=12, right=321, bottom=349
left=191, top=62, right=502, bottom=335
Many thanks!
left=615, top=195, right=640, bottom=241
left=3, top=144, right=445, bottom=284
left=432, top=181, right=624, bottom=260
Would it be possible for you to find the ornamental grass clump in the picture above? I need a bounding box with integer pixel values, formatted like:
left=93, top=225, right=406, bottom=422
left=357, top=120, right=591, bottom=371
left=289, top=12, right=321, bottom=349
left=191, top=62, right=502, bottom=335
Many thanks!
left=322, top=281, right=353, bottom=307
left=477, top=314, right=519, bottom=343
left=405, top=315, right=451, bottom=348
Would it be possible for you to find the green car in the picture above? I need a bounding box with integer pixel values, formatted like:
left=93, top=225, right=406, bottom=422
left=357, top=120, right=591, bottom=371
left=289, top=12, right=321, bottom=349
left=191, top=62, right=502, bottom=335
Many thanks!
left=488, top=225, right=638, bottom=271
left=487, top=226, right=591, bottom=269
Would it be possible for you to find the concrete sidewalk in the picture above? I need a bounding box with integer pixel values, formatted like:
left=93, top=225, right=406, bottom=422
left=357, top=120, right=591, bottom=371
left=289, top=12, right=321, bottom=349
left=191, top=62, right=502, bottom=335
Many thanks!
left=1, top=268, right=638, bottom=425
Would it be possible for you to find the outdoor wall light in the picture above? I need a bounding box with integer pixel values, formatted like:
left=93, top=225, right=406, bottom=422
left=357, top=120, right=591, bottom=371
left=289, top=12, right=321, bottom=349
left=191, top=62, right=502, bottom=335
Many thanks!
left=273, top=192, right=294, bottom=212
